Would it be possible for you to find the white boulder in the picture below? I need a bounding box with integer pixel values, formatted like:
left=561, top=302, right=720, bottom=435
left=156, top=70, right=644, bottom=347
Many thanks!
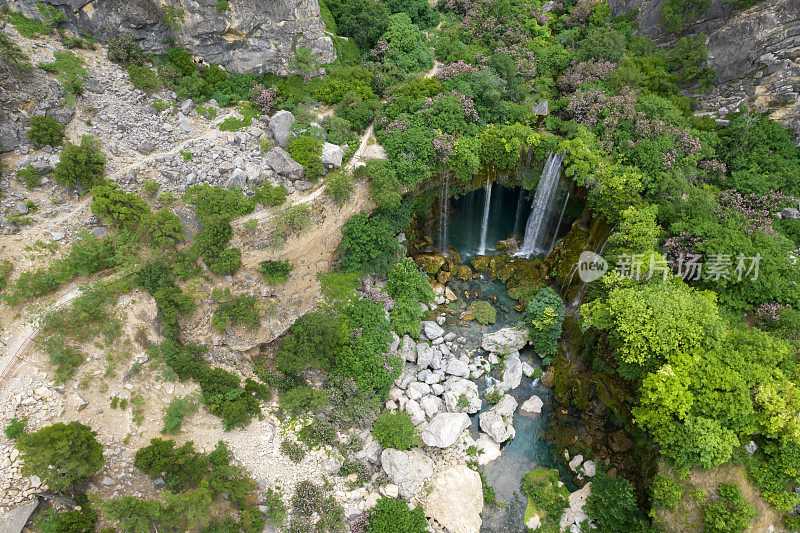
left=381, top=448, right=435, bottom=499
left=421, top=412, right=470, bottom=448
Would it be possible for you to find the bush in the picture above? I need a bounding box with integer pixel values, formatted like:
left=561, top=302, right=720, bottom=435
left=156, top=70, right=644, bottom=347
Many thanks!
left=356, top=160, right=402, bottom=210
left=38, top=51, right=87, bottom=104
left=253, top=182, right=288, bottom=206
left=4, top=417, right=27, bottom=440
left=335, top=94, right=380, bottom=132
left=162, top=396, right=199, bottom=434
left=298, top=419, right=337, bottom=449
left=258, top=260, right=293, bottom=283
left=337, top=211, right=405, bottom=276
left=371, top=411, right=420, bottom=450
left=288, top=135, right=325, bottom=182
left=16, top=422, right=104, bottom=491
left=703, top=483, right=756, bottom=533
left=134, top=438, right=208, bottom=492
left=107, top=34, right=144, bottom=66
left=16, top=165, right=41, bottom=188
left=212, top=295, right=260, bottom=332
left=366, top=497, right=428, bottom=532
left=522, top=468, right=570, bottom=529
left=325, top=170, right=353, bottom=206
left=468, top=300, right=497, bottom=325
left=387, top=258, right=434, bottom=303
left=327, top=0, right=389, bottom=50
left=127, top=65, right=161, bottom=92
left=280, top=440, right=306, bottom=463
left=278, top=385, right=329, bottom=415
left=651, top=473, right=684, bottom=509
left=145, top=209, right=185, bottom=247
left=584, top=473, right=648, bottom=532
left=39, top=493, right=98, bottom=533
left=522, top=287, right=565, bottom=356
left=27, top=115, right=64, bottom=146
left=277, top=312, right=349, bottom=375
left=261, top=487, right=287, bottom=527
left=168, top=47, right=196, bottom=76
left=90, top=181, right=151, bottom=230
left=53, top=135, right=106, bottom=192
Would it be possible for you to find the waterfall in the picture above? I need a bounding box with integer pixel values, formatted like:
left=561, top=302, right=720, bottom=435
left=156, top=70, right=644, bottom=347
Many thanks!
left=519, top=152, right=564, bottom=257
left=478, top=182, right=493, bottom=255
left=438, top=172, right=450, bottom=254
left=547, top=188, right=570, bottom=254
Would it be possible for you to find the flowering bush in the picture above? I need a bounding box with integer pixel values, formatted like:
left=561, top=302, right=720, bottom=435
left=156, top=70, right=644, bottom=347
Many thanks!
left=252, top=84, right=278, bottom=115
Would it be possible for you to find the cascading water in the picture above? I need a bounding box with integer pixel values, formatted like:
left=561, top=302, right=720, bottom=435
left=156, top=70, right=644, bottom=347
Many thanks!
left=477, top=182, right=493, bottom=255
left=548, top=188, right=571, bottom=254
left=519, top=152, right=564, bottom=257
left=438, top=172, right=450, bottom=254
left=513, top=189, right=526, bottom=236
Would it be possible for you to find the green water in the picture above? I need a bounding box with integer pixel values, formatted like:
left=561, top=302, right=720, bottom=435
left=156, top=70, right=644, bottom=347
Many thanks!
left=441, top=279, right=575, bottom=531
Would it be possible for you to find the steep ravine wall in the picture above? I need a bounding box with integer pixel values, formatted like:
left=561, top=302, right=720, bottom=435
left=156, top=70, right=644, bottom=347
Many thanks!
left=609, top=0, right=800, bottom=142
left=0, top=0, right=336, bottom=75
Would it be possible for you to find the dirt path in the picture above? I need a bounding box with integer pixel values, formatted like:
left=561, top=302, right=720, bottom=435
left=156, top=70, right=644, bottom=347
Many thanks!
left=0, top=285, right=82, bottom=391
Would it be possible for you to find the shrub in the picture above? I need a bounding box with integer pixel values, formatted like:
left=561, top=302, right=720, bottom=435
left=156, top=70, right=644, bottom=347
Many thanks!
left=584, top=473, right=648, bottom=532
left=168, top=47, right=196, bottom=76
left=27, top=115, right=64, bottom=146
left=16, top=422, right=104, bottom=491
left=0, top=260, right=12, bottom=293
left=277, top=312, right=349, bottom=375
left=522, top=287, right=565, bottom=356
left=468, top=300, right=497, bottom=325
left=4, top=417, right=28, bottom=440
left=371, top=411, right=420, bottom=450
left=651, top=473, right=684, bottom=509
left=522, top=469, right=570, bottom=529
left=212, top=295, right=260, bottom=332
left=128, top=65, right=161, bottom=92
left=216, top=0, right=229, bottom=10
left=261, top=487, right=287, bottom=527
left=269, top=204, right=312, bottom=249
left=334, top=94, right=380, bottom=132
left=38, top=51, right=87, bottom=104
left=134, top=438, right=208, bottom=492
left=703, top=483, right=756, bottom=533
left=258, top=260, right=293, bottom=283
left=16, top=165, right=41, bottom=188
left=162, top=396, right=200, bottom=434
left=254, top=182, right=288, bottom=206
left=107, top=34, right=144, bottom=66
left=325, top=170, right=352, bottom=206
left=53, top=135, right=106, bottom=192
left=280, top=440, right=306, bottom=463
left=337, top=210, right=406, bottom=276
left=327, top=0, right=389, bottom=50
left=288, top=135, right=325, bottom=182
left=366, top=497, right=428, bottom=532
left=90, top=181, right=151, bottom=230
left=38, top=493, right=98, bottom=533
left=298, top=419, right=337, bottom=449
left=145, top=209, right=185, bottom=247
left=356, top=160, right=402, bottom=210
left=278, top=385, right=329, bottom=415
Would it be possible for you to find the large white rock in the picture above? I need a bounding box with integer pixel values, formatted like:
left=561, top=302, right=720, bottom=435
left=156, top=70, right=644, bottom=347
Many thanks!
left=445, top=358, right=470, bottom=378
left=560, top=482, right=592, bottom=531
left=423, top=465, right=483, bottom=533
left=526, top=514, right=541, bottom=530
left=420, top=395, right=443, bottom=419
left=381, top=448, right=435, bottom=499
left=476, top=433, right=501, bottom=465
left=422, top=321, right=445, bottom=340
left=421, top=412, right=470, bottom=448
left=400, top=335, right=417, bottom=362
left=443, top=377, right=482, bottom=414
left=520, top=394, right=544, bottom=416
left=268, top=110, right=295, bottom=148
left=500, top=350, right=522, bottom=391
left=479, top=394, right=517, bottom=443
left=405, top=399, right=426, bottom=425
left=416, top=342, right=435, bottom=369
left=321, top=142, right=344, bottom=168
left=568, top=454, right=584, bottom=473
left=481, top=327, right=528, bottom=353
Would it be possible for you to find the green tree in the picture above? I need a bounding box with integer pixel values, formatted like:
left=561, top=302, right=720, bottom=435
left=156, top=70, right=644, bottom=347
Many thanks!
left=584, top=473, right=648, bottom=532
left=328, top=0, right=389, bottom=50
left=386, top=257, right=434, bottom=303
left=53, top=136, right=106, bottom=192
left=277, top=312, right=349, bottom=375
left=16, top=422, right=104, bottom=491
left=522, top=287, right=565, bottom=356
left=27, top=115, right=65, bottom=146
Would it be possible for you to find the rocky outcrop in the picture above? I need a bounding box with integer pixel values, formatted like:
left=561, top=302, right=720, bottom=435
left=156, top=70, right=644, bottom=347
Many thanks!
left=381, top=448, right=435, bottom=500
left=423, top=465, right=483, bottom=533
left=2, top=0, right=335, bottom=75
left=479, top=394, right=517, bottom=443
left=481, top=327, right=528, bottom=354
left=421, top=412, right=470, bottom=448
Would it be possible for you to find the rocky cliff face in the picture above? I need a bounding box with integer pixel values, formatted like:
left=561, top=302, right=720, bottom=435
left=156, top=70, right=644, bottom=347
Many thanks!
left=609, top=0, right=800, bottom=141
left=0, top=0, right=335, bottom=75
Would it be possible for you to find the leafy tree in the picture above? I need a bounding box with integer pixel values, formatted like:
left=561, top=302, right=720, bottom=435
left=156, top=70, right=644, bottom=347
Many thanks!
left=608, top=204, right=660, bottom=255
left=90, top=181, right=151, bottom=230
left=277, top=312, right=349, bottom=375
left=522, top=287, right=565, bottom=356
left=16, top=422, right=104, bottom=491
left=371, top=411, right=421, bottom=450
left=337, top=211, right=405, bottom=276
left=584, top=473, right=649, bottom=532
left=134, top=438, right=208, bottom=492
left=384, top=0, right=438, bottom=28
left=288, top=45, right=317, bottom=81
left=328, top=0, right=389, bottom=50
left=53, top=136, right=106, bottom=192
left=357, top=160, right=403, bottom=210
left=386, top=257, right=434, bottom=303
left=103, top=497, right=171, bottom=533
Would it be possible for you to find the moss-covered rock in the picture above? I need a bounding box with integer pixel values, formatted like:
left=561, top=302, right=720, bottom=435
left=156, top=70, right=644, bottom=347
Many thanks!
left=466, top=300, right=497, bottom=325
left=414, top=253, right=447, bottom=274
left=522, top=468, right=570, bottom=531
left=437, top=270, right=453, bottom=284
left=470, top=255, right=490, bottom=273
left=452, top=264, right=473, bottom=281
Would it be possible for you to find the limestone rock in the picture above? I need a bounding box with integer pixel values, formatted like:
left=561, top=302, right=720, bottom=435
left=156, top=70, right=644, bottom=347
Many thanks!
left=321, top=142, right=344, bottom=168
left=520, top=395, right=544, bottom=416
left=381, top=448, right=434, bottom=499
left=400, top=335, right=417, bottom=362
left=423, top=465, right=483, bottom=533
left=475, top=433, right=501, bottom=465
left=416, top=342, right=434, bottom=369
left=264, top=146, right=303, bottom=180
left=443, top=377, right=481, bottom=414
left=445, top=358, right=470, bottom=378
left=481, top=327, right=528, bottom=353
left=422, top=321, right=444, bottom=341
left=500, top=350, right=522, bottom=391
left=0, top=499, right=39, bottom=533
left=268, top=111, right=296, bottom=148
left=421, top=412, right=470, bottom=448
left=479, top=395, right=517, bottom=444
